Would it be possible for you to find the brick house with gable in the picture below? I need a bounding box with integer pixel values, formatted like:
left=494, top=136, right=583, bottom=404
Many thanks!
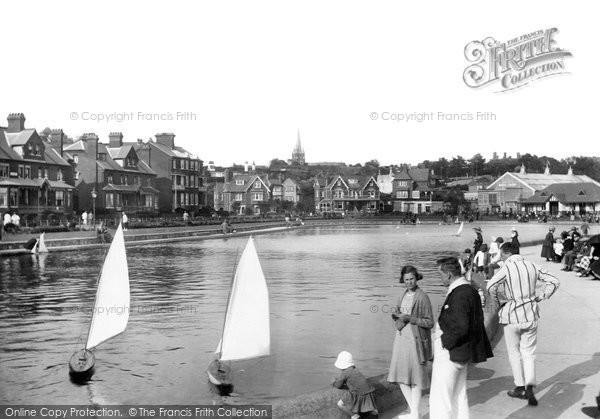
left=314, top=175, right=381, bottom=214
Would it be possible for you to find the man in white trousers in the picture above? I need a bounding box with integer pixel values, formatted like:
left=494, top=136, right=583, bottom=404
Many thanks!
left=487, top=242, right=559, bottom=406
left=430, top=257, right=493, bottom=419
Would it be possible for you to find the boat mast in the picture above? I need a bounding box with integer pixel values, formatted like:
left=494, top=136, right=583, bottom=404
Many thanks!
left=218, top=246, right=240, bottom=362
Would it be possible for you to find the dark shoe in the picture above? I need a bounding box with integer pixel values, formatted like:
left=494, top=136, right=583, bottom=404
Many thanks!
left=561, top=267, right=569, bottom=271
left=508, top=386, right=526, bottom=399
left=526, top=385, right=537, bottom=406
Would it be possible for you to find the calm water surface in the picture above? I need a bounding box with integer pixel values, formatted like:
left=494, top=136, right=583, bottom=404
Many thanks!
left=0, top=223, right=584, bottom=404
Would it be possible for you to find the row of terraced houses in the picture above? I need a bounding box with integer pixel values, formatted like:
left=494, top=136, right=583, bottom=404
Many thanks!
left=0, top=114, right=206, bottom=223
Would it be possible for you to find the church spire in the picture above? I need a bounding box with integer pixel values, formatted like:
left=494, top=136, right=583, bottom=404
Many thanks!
left=292, top=129, right=305, bottom=164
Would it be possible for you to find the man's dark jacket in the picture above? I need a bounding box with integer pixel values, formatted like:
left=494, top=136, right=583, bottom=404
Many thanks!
left=439, top=284, right=493, bottom=363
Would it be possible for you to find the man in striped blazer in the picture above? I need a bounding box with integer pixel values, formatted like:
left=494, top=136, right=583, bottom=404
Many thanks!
left=487, top=242, right=560, bottom=406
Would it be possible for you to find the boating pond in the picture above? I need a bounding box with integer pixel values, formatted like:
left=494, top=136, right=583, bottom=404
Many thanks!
left=0, top=222, right=590, bottom=404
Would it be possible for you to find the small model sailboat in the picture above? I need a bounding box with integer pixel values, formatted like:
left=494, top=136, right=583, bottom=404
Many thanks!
left=207, top=236, right=270, bottom=394
left=68, top=223, right=130, bottom=382
left=38, top=232, right=48, bottom=253
left=455, top=221, right=464, bottom=237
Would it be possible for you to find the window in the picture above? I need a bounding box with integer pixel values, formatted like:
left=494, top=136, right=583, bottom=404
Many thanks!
left=396, top=191, right=408, bottom=199
left=10, top=190, right=17, bottom=206
left=75, top=171, right=79, bottom=180
left=348, top=179, right=357, bottom=184
left=254, top=181, right=261, bottom=188
left=107, top=173, right=113, bottom=183
left=57, top=170, right=63, bottom=181
left=397, top=181, right=408, bottom=187
left=106, top=193, right=114, bottom=208
left=286, top=186, right=295, bottom=192
left=0, top=187, right=7, bottom=207
left=236, top=180, right=244, bottom=185
left=56, top=191, right=64, bottom=206
left=38, top=168, right=43, bottom=178
left=335, top=190, right=344, bottom=198
left=172, top=159, right=177, bottom=170
left=235, top=193, right=243, bottom=201
left=412, top=191, right=420, bottom=199
left=0, top=163, right=9, bottom=177
left=145, top=194, right=153, bottom=208
left=44, top=169, right=48, bottom=179
left=73, top=154, right=79, bottom=163
left=369, top=190, right=376, bottom=198
left=121, top=175, right=125, bottom=184
left=18, top=165, right=24, bottom=178
left=252, top=192, right=263, bottom=201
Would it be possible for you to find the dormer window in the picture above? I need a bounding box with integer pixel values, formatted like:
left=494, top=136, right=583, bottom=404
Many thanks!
left=236, top=180, right=244, bottom=185
left=578, top=190, right=586, bottom=195
left=348, top=179, right=357, bottom=184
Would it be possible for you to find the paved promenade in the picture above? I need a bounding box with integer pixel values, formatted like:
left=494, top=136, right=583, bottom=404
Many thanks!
left=383, top=244, right=600, bottom=419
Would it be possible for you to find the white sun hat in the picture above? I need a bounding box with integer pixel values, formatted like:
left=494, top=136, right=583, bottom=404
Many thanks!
left=334, top=351, right=354, bottom=369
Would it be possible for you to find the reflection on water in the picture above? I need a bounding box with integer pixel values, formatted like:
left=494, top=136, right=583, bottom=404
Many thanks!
left=0, top=223, right=569, bottom=404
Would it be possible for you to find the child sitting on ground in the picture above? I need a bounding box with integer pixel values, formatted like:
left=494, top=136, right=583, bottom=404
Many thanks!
left=332, top=351, right=378, bottom=419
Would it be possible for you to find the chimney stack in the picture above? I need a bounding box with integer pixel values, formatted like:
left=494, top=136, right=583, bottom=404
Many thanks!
left=7, top=113, right=25, bottom=133
left=109, top=132, right=123, bottom=148
left=82, top=133, right=99, bottom=160
left=155, top=132, right=175, bottom=149
left=50, top=129, right=65, bottom=157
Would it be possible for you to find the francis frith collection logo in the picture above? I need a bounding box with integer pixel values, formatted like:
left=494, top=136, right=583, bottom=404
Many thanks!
left=463, top=28, right=572, bottom=92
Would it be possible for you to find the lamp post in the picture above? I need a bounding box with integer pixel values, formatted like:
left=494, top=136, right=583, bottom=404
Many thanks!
left=91, top=188, right=97, bottom=228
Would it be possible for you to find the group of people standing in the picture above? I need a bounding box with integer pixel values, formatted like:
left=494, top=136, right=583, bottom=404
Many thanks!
left=2, top=211, right=21, bottom=239
left=332, top=226, right=560, bottom=419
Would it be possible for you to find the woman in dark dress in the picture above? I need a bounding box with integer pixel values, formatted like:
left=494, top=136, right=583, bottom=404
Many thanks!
left=473, top=227, right=483, bottom=255
left=510, top=227, right=521, bottom=252
left=541, top=227, right=555, bottom=261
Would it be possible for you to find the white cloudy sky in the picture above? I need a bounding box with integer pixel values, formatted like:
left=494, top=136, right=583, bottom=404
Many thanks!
left=1, top=1, right=596, bottom=167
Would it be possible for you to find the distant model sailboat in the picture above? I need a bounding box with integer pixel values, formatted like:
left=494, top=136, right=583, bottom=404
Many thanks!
left=207, top=236, right=270, bottom=393
left=38, top=232, right=48, bottom=253
left=455, top=221, right=464, bottom=237
left=68, top=223, right=129, bottom=382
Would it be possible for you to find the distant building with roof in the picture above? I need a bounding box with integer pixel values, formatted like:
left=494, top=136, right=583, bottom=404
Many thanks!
left=63, top=132, right=158, bottom=214
left=376, top=167, right=395, bottom=194
left=134, top=133, right=206, bottom=213
left=391, top=168, right=443, bottom=213
left=521, top=182, right=600, bottom=215
left=214, top=170, right=271, bottom=214
left=291, top=130, right=305, bottom=165
left=314, top=175, right=381, bottom=214
left=478, top=163, right=600, bottom=214
left=0, top=113, right=74, bottom=219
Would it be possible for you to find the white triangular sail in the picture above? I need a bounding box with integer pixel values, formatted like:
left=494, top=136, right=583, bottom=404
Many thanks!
left=30, top=239, right=39, bottom=254
left=86, top=223, right=130, bottom=350
left=38, top=233, right=48, bottom=253
left=456, top=222, right=464, bottom=236
left=216, top=237, right=270, bottom=362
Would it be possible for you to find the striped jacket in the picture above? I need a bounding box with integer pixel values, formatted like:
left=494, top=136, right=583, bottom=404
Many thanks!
left=486, top=255, right=559, bottom=324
